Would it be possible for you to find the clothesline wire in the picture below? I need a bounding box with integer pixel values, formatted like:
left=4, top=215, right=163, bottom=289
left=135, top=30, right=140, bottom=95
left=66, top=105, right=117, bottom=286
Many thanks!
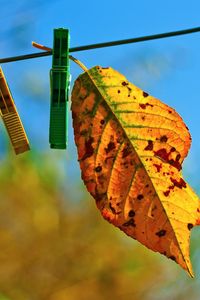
left=0, top=26, right=200, bottom=64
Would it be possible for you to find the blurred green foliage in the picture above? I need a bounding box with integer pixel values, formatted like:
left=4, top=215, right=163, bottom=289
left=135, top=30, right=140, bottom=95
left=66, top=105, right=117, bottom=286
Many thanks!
left=0, top=150, right=200, bottom=300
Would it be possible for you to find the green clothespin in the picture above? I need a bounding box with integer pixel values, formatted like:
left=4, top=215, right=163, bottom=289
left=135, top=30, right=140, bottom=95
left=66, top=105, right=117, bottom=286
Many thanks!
left=49, top=28, right=70, bottom=149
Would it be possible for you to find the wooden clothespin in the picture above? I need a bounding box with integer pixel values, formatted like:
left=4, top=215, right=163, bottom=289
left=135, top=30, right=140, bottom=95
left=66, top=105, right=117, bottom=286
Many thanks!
left=49, top=28, right=70, bottom=149
left=0, top=67, right=30, bottom=154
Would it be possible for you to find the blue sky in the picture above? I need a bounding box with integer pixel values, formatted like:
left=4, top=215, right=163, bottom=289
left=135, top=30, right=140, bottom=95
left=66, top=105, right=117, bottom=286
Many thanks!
left=0, top=0, right=200, bottom=190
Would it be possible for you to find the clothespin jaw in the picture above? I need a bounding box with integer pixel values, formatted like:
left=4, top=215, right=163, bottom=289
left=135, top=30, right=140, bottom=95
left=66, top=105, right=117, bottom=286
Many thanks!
left=49, top=28, right=70, bottom=149
left=0, top=67, right=30, bottom=154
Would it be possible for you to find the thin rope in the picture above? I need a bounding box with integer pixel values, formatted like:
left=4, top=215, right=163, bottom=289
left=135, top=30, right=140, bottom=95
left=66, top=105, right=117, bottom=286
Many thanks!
left=0, top=26, right=200, bottom=64
left=32, top=42, right=88, bottom=71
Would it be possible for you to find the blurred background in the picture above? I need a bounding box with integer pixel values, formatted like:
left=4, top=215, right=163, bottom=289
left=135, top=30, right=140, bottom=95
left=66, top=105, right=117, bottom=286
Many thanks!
left=0, top=0, right=200, bottom=299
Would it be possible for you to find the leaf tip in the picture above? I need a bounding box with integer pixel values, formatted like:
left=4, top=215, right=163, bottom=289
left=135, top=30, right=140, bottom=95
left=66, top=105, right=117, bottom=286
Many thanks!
left=187, top=267, right=195, bottom=278
left=183, top=258, right=194, bottom=278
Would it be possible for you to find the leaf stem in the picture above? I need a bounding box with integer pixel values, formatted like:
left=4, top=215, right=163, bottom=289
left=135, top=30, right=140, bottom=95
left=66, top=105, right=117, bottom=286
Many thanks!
left=32, top=42, right=52, bottom=52
left=69, top=55, right=88, bottom=72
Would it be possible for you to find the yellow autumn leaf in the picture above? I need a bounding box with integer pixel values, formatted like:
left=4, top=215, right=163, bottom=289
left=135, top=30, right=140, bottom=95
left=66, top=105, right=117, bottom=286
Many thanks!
left=71, top=66, right=200, bottom=277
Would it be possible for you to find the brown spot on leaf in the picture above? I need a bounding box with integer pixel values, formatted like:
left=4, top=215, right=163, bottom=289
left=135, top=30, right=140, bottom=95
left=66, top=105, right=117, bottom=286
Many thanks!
left=169, top=256, right=176, bottom=261
left=80, top=129, right=88, bottom=136
left=170, top=177, right=186, bottom=189
left=144, top=140, right=153, bottom=151
left=122, top=146, right=132, bottom=158
left=100, top=119, right=105, bottom=125
left=95, top=191, right=107, bottom=202
left=80, top=93, right=88, bottom=100
left=139, top=103, right=146, bottom=109
left=187, top=223, right=193, bottom=230
left=153, top=163, right=162, bottom=172
left=156, top=229, right=166, bottom=237
left=176, top=154, right=181, bottom=161
left=122, top=81, right=128, bottom=86
left=152, top=205, right=157, bottom=211
left=128, top=210, right=135, bottom=217
left=169, top=159, right=182, bottom=171
left=154, top=148, right=182, bottom=170
left=118, top=90, right=121, bottom=93
left=154, top=148, right=169, bottom=161
left=105, top=142, right=116, bottom=154
left=95, top=166, right=102, bottom=173
left=72, top=111, right=77, bottom=119
left=160, top=135, right=168, bottom=143
left=81, top=137, right=94, bottom=160
left=137, top=194, right=144, bottom=200
left=123, top=219, right=136, bottom=227
left=109, top=203, right=116, bottom=214
left=143, top=91, right=149, bottom=97
left=104, top=155, right=115, bottom=164
left=139, top=102, right=153, bottom=109
left=163, top=190, right=170, bottom=197
left=169, top=185, right=174, bottom=191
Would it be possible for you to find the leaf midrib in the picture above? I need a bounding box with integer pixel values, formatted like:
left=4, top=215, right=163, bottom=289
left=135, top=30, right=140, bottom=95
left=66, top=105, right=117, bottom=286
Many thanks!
left=85, top=67, right=192, bottom=275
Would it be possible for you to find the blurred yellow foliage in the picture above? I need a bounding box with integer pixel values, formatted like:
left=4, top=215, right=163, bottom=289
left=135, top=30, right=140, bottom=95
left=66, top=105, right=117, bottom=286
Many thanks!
left=0, top=151, right=199, bottom=300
